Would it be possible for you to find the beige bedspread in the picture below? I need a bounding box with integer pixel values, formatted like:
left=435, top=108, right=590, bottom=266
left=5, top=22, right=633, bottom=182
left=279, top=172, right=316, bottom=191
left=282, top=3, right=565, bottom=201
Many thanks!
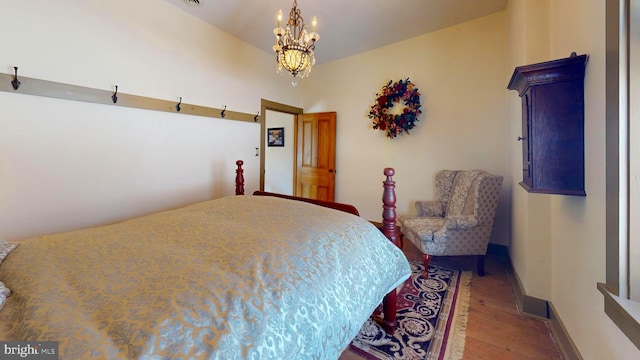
left=0, top=195, right=410, bottom=359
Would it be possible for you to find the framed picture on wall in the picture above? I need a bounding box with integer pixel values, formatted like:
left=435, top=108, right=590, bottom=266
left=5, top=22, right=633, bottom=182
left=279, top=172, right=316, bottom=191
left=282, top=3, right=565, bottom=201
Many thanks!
left=267, top=127, right=285, bottom=147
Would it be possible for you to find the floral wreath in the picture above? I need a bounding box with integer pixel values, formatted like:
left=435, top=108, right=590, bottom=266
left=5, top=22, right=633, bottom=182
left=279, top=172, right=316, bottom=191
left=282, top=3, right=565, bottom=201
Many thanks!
left=368, top=78, right=422, bottom=138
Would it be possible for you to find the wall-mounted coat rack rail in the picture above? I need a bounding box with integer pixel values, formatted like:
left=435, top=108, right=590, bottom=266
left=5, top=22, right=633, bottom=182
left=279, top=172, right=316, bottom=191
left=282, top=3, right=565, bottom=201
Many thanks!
left=0, top=70, right=258, bottom=123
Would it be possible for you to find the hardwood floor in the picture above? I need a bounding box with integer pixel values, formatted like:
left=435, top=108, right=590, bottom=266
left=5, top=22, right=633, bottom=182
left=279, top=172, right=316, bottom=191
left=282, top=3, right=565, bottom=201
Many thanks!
left=340, top=241, right=563, bottom=359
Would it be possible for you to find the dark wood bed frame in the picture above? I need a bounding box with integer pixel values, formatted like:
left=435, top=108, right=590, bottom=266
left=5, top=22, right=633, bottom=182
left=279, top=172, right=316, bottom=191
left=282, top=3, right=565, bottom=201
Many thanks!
left=233, top=160, right=401, bottom=334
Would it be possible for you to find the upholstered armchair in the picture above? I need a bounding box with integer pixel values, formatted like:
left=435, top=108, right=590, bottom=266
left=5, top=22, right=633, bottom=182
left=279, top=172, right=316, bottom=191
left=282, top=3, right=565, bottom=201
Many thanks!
left=399, top=170, right=503, bottom=276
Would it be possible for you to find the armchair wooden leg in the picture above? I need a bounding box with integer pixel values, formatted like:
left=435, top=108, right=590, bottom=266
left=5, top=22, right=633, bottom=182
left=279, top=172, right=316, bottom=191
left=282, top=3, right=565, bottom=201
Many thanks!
left=477, top=255, right=485, bottom=276
left=422, top=254, right=432, bottom=277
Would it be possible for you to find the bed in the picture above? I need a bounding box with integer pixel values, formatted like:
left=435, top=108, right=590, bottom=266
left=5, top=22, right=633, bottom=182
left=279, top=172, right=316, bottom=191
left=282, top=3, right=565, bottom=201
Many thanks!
left=0, top=161, right=410, bottom=359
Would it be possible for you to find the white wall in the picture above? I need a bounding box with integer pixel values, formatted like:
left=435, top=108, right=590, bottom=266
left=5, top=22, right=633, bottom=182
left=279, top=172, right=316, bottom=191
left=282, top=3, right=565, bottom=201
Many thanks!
left=0, top=0, right=301, bottom=241
left=264, top=110, right=294, bottom=195
left=304, top=12, right=511, bottom=245
left=506, top=0, right=554, bottom=304
left=548, top=1, right=639, bottom=358
left=508, top=0, right=640, bottom=358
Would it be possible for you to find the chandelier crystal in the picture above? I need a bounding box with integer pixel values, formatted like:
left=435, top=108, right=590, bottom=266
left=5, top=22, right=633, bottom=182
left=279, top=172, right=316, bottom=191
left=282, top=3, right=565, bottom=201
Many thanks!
left=272, top=0, right=319, bottom=86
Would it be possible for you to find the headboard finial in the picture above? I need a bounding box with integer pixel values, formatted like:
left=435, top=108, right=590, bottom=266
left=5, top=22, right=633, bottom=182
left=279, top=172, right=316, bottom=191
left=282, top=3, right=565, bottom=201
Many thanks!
left=235, top=160, right=245, bottom=195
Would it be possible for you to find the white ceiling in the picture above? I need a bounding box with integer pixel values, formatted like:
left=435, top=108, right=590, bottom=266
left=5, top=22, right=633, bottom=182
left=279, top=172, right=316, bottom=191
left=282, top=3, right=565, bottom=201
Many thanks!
left=163, top=0, right=507, bottom=65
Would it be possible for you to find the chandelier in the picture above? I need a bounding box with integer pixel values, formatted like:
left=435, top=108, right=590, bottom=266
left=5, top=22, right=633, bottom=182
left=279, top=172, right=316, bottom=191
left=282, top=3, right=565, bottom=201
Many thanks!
left=272, top=0, right=319, bottom=86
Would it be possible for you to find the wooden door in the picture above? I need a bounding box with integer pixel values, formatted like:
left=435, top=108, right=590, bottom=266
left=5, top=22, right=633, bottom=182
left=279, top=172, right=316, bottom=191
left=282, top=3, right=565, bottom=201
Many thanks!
left=296, top=112, right=336, bottom=201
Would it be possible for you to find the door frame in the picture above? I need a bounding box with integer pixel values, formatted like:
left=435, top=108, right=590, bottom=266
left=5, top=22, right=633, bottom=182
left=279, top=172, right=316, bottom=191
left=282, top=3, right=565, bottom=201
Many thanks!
left=259, top=99, right=303, bottom=191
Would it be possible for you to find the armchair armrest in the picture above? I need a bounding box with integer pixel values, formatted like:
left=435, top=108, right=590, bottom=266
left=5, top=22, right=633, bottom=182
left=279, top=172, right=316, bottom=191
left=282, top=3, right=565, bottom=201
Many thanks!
left=444, top=215, right=479, bottom=230
left=416, top=200, right=446, bottom=217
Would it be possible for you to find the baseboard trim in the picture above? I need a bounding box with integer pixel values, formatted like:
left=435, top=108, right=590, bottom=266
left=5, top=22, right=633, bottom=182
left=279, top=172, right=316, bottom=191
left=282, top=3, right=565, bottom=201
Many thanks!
left=505, top=255, right=583, bottom=360
left=548, top=302, right=584, bottom=360
left=505, top=262, right=549, bottom=318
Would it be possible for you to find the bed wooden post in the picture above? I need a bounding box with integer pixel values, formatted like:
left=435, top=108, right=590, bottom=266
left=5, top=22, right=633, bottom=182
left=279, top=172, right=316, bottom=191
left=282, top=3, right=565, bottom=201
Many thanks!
left=235, top=160, right=245, bottom=195
left=381, top=167, right=399, bottom=335
left=381, top=168, right=400, bottom=248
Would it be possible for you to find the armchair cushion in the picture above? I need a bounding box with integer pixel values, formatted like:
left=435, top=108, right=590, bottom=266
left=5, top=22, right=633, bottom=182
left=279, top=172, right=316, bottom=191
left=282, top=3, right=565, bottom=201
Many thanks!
left=415, top=200, right=446, bottom=217
left=400, top=217, right=448, bottom=254
left=445, top=170, right=484, bottom=216
left=444, top=215, right=479, bottom=230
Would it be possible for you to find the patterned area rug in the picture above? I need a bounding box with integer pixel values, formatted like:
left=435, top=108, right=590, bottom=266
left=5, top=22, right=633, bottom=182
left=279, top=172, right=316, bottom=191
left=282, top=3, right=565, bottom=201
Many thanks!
left=348, top=259, right=471, bottom=360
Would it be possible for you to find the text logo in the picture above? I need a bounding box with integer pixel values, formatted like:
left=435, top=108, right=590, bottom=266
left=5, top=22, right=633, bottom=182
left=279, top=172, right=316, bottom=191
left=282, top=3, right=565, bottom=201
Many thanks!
left=1, top=341, right=58, bottom=359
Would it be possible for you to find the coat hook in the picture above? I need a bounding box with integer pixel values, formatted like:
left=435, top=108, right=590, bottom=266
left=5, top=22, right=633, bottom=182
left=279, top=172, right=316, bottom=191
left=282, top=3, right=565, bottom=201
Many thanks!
left=254, top=111, right=260, bottom=122
left=11, top=66, right=20, bottom=90
left=176, top=97, right=182, bottom=112
left=221, top=105, right=226, bottom=118
left=112, top=85, right=118, bottom=104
